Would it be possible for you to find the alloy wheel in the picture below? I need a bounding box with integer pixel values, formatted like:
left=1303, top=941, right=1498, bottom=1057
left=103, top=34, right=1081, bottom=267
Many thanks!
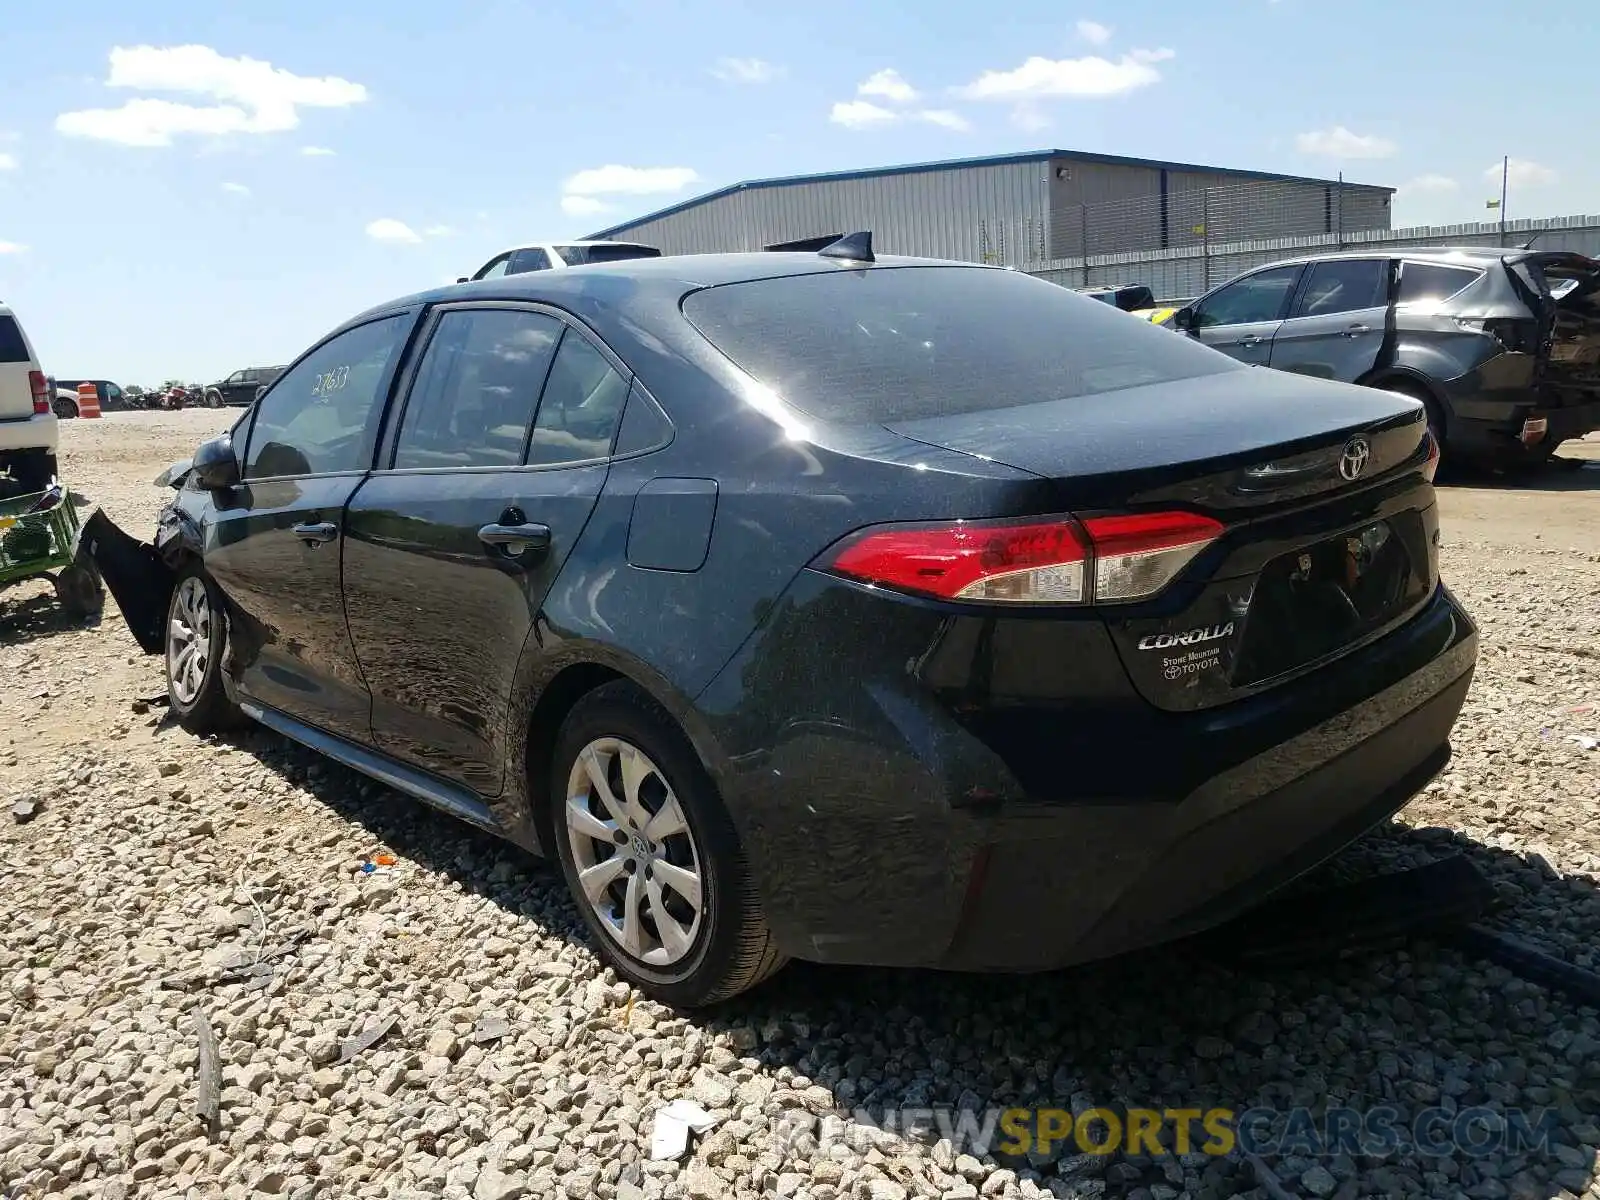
left=167, top=576, right=211, bottom=706
left=564, top=736, right=705, bottom=967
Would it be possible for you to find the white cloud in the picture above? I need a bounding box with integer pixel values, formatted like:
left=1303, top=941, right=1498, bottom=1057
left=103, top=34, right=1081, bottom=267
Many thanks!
left=918, top=109, right=971, bottom=132
left=365, top=218, right=421, bottom=244
left=1077, top=20, right=1113, bottom=45
left=1488, top=158, right=1557, bottom=188
left=562, top=164, right=699, bottom=196
left=0, top=153, right=15, bottom=170
left=857, top=68, right=918, bottom=104
left=0, top=241, right=26, bottom=255
left=55, top=44, right=368, bottom=147
left=1397, top=173, right=1458, bottom=195
left=955, top=49, right=1174, bottom=100
left=300, top=145, right=335, bottom=157
left=561, top=195, right=614, bottom=217
left=1294, top=126, right=1397, bottom=159
left=830, top=100, right=899, bottom=129
left=220, top=181, right=250, bottom=195
left=711, top=57, right=781, bottom=84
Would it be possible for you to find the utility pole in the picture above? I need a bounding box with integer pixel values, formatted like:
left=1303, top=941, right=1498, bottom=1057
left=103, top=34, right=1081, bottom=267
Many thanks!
left=1499, top=155, right=1508, bottom=246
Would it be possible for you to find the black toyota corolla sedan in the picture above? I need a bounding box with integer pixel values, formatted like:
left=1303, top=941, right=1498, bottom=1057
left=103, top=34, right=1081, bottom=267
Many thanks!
left=83, top=236, right=1476, bottom=1006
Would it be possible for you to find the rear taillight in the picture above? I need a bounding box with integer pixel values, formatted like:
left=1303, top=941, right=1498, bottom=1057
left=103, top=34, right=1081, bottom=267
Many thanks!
left=29, top=371, right=49, bottom=415
left=1421, top=429, right=1441, bottom=484
left=824, top=510, right=1223, bottom=606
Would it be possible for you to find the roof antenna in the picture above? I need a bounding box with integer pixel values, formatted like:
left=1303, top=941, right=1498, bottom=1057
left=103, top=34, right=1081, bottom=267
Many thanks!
left=818, top=231, right=874, bottom=263
left=1522, top=231, right=1544, bottom=250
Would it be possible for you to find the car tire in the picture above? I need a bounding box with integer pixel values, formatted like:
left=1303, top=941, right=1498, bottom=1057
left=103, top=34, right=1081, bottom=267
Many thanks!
left=206, top=390, right=223, bottom=409
left=11, top=451, right=57, bottom=493
left=53, top=557, right=104, bottom=620
left=165, top=564, right=246, bottom=735
left=550, top=680, right=787, bottom=1007
left=53, top=398, right=78, bottom=420
left=1379, top=381, right=1448, bottom=475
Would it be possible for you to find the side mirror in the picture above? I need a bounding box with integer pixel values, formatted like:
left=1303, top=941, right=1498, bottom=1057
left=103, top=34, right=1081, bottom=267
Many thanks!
left=456, top=276, right=469, bottom=284
left=1172, top=306, right=1196, bottom=332
left=254, top=385, right=266, bottom=401
left=192, top=433, right=241, bottom=490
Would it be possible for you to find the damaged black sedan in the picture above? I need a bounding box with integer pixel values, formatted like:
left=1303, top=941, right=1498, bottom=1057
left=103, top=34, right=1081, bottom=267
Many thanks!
left=85, top=237, right=1477, bottom=1006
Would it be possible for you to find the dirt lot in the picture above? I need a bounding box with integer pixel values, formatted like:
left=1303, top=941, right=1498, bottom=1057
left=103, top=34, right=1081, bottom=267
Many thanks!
left=3, top=412, right=1600, bottom=1200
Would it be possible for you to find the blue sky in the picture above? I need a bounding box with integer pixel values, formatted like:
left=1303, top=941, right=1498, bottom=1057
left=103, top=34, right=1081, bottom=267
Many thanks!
left=0, top=0, right=1592, bottom=383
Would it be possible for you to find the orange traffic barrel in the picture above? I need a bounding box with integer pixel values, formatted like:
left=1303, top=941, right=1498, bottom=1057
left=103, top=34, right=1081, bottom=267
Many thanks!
left=76, top=382, right=101, bottom=419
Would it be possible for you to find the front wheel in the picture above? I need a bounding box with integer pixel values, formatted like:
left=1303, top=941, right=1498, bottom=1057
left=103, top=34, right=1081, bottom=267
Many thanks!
left=550, top=682, right=787, bottom=1007
left=165, top=566, right=246, bottom=734
left=205, top=390, right=223, bottom=409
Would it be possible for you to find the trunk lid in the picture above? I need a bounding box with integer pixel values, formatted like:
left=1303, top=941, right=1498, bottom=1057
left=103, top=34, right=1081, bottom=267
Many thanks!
left=883, top=367, right=1427, bottom=512
left=886, top=370, right=1439, bottom=712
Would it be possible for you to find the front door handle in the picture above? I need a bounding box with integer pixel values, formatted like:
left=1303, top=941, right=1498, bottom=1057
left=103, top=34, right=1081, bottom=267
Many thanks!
left=1236, top=334, right=1263, bottom=348
left=293, top=521, right=338, bottom=547
left=1341, top=323, right=1371, bottom=338
left=478, top=522, right=552, bottom=555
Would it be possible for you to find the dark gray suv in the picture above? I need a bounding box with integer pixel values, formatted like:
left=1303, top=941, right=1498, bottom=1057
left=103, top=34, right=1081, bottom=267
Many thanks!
left=1170, top=248, right=1600, bottom=466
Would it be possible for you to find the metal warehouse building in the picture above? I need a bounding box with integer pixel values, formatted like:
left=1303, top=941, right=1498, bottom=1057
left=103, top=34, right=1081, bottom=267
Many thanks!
left=587, top=149, right=1394, bottom=272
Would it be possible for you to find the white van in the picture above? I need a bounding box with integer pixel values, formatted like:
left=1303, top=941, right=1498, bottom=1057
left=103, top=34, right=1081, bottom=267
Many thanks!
left=0, top=302, right=59, bottom=492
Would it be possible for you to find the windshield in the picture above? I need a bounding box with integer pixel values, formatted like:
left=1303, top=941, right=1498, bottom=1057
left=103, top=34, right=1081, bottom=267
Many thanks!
left=681, top=265, right=1241, bottom=424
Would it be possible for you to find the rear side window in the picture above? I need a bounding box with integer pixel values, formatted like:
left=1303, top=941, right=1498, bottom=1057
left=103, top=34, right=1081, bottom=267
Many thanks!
left=555, top=244, right=662, bottom=266
left=393, top=309, right=563, bottom=469
left=1398, top=263, right=1482, bottom=305
left=528, top=330, right=629, bottom=465
left=1294, top=259, right=1388, bottom=317
left=0, top=315, right=30, bottom=363
left=682, top=266, right=1240, bottom=424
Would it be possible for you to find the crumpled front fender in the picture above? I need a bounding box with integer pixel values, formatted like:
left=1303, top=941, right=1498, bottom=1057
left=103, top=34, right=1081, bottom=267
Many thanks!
left=74, top=509, right=179, bottom=655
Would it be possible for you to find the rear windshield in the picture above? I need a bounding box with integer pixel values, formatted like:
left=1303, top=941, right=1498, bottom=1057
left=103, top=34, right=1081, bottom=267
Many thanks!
left=556, top=244, right=662, bottom=266
left=681, top=265, right=1240, bottom=424
left=0, top=315, right=29, bottom=363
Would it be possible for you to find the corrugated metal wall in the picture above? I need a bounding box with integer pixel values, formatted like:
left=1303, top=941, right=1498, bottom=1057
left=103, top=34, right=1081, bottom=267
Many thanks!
left=1027, top=213, right=1600, bottom=301
left=606, top=159, right=1052, bottom=266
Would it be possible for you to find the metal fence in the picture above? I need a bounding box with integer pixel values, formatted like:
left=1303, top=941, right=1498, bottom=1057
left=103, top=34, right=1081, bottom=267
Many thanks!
left=1026, top=211, right=1600, bottom=303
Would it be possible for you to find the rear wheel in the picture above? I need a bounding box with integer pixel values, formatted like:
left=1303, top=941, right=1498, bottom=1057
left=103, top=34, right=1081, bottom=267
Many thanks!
left=1379, top=380, right=1447, bottom=474
left=550, top=681, right=787, bottom=1007
left=53, top=397, right=78, bottom=420
left=165, top=566, right=245, bottom=734
left=10, top=451, right=57, bottom=493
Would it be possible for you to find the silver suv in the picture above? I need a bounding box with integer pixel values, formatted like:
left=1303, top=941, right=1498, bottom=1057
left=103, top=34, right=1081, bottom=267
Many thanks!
left=1170, top=248, right=1600, bottom=467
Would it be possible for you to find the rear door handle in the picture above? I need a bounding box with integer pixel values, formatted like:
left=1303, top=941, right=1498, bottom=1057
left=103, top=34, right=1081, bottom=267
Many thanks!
left=1236, top=334, right=1263, bottom=348
left=1341, top=323, right=1371, bottom=338
left=478, top=522, right=552, bottom=554
left=292, top=521, right=338, bottom=546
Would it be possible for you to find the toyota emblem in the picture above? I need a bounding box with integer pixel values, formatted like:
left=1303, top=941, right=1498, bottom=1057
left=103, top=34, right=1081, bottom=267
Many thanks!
left=1338, top=436, right=1371, bottom=481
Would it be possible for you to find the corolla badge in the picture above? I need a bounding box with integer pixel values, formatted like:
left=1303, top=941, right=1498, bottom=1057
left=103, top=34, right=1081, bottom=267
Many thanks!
left=1338, top=436, right=1372, bottom=481
left=1137, top=622, right=1235, bottom=651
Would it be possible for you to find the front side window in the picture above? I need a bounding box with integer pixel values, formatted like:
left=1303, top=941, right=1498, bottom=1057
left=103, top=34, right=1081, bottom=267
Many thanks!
left=227, top=370, right=246, bottom=385
left=393, top=309, right=564, bottom=469
left=507, top=248, right=553, bottom=275
left=1193, top=265, right=1303, bottom=328
left=528, top=330, right=630, bottom=465
left=1293, top=259, right=1389, bottom=318
left=244, top=316, right=408, bottom=479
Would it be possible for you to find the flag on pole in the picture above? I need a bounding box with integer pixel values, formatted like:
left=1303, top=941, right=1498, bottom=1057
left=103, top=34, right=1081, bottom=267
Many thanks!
left=1486, top=199, right=1501, bottom=209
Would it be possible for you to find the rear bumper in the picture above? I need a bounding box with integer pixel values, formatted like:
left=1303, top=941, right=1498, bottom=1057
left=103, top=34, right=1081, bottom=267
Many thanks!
left=0, top=414, right=59, bottom=455
left=699, top=575, right=1477, bottom=971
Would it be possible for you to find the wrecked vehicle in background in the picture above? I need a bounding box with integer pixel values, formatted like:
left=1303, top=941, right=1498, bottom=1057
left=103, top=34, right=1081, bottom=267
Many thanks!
left=1169, top=247, right=1600, bottom=468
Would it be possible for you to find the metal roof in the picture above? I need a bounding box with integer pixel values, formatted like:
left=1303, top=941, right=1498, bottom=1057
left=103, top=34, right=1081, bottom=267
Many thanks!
left=585, top=148, right=1396, bottom=239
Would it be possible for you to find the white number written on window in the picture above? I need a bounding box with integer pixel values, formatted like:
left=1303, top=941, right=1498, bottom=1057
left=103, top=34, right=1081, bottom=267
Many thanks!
left=311, top=364, right=352, bottom=397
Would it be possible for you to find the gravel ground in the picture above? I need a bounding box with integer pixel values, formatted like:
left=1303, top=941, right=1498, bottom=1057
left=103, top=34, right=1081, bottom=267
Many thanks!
left=2, top=412, right=1598, bottom=1200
